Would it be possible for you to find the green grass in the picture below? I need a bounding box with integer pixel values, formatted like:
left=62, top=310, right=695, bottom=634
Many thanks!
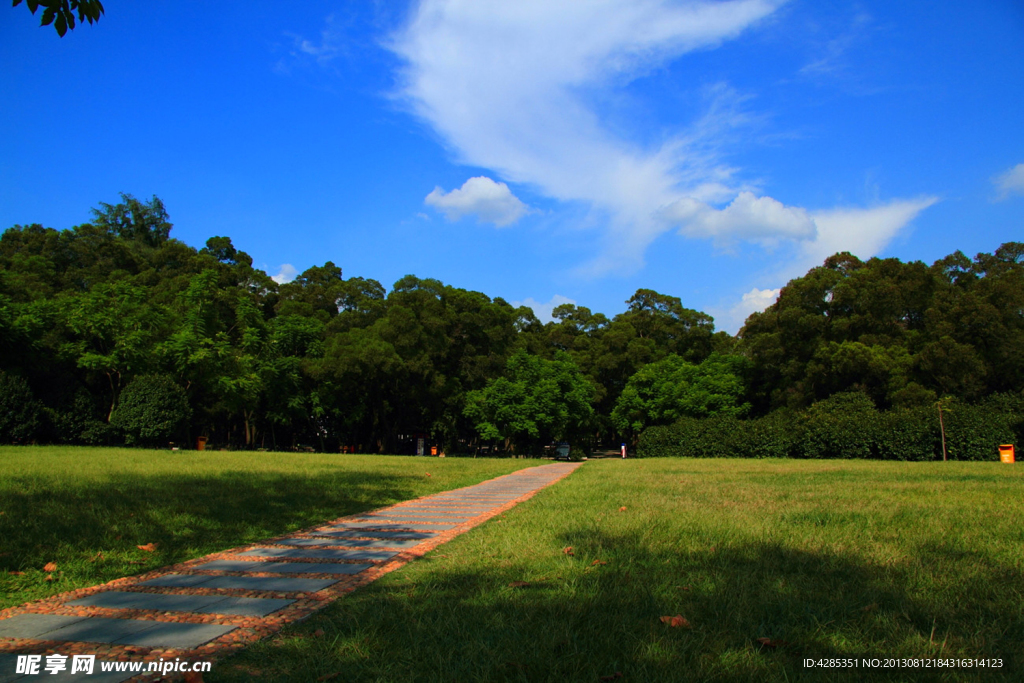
left=0, top=446, right=538, bottom=610
left=208, top=458, right=1024, bottom=683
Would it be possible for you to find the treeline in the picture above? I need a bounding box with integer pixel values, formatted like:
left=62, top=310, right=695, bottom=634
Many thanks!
left=0, top=194, right=1021, bottom=457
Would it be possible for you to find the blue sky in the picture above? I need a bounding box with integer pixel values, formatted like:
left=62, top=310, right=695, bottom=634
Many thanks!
left=2, top=1, right=1022, bottom=332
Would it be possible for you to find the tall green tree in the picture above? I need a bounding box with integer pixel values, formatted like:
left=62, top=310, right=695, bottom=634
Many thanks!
left=612, top=353, right=749, bottom=438
left=464, top=350, right=594, bottom=454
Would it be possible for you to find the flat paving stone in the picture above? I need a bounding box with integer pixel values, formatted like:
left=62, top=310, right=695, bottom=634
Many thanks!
left=358, top=514, right=471, bottom=522
left=194, top=560, right=371, bottom=575
left=328, top=521, right=459, bottom=530
left=197, top=596, right=295, bottom=617
left=273, top=537, right=422, bottom=549
left=113, top=621, right=235, bottom=649
left=312, top=530, right=436, bottom=540
left=69, top=592, right=222, bottom=613
left=42, top=617, right=234, bottom=648
left=259, top=561, right=371, bottom=575
left=140, top=574, right=338, bottom=592
left=42, top=617, right=168, bottom=646
left=68, top=592, right=294, bottom=617
left=0, top=653, right=135, bottom=683
left=237, top=547, right=397, bottom=562
left=0, top=614, right=87, bottom=640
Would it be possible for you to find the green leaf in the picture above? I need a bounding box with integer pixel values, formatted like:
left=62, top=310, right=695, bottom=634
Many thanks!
left=40, top=6, right=54, bottom=25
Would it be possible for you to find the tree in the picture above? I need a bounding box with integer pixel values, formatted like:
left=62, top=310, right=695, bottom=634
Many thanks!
left=13, top=0, right=104, bottom=37
left=0, top=371, right=43, bottom=443
left=91, top=194, right=173, bottom=247
left=611, top=353, right=749, bottom=437
left=464, top=350, right=594, bottom=454
left=110, top=374, right=191, bottom=446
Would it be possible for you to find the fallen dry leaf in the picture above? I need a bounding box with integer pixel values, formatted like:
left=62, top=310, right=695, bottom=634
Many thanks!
left=137, top=543, right=158, bottom=552
left=42, top=562, right=57, bottom=572
left=318, top=673, right=340, bottom=681
left=44, top=574, right=54, bottom=582
left=312, top=628, right=325, bottom=638
left=590, top=560, right=607, bottom=566
left=183, top=672, right=204, bottom=683
left=619, top=506, right=627, bottom=512
left=599, top=673, right=623, bottom=682
left=660, top=615, right=691, bottom=628
left=508, top=581, right=531, bottom=588
left=563, top=546, right=574, bottom=556
left=425, top=472, right=431, bottom=477
left=8, top=571, right=25, bottom=576
left=677, top=585, right=691, bottom=591
left=89, top=552, right=104, bottom=562
left=755, top=637, right=788, bottom=650
left=861, top=603, right=878, bottom=613
left=709, top=547, right=716, bottom=553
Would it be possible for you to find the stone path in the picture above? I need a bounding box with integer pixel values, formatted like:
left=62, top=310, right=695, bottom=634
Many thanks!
left=0, top=462, right=581, bottom=681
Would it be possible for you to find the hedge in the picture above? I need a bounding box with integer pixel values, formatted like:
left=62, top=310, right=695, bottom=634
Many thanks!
left=637, top=392, right=1021, bottom=461
left=110, top=374, right=192, bottom=447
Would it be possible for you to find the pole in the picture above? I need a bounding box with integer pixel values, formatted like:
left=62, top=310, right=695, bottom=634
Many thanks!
left=938, top=402, right=947, bottom=462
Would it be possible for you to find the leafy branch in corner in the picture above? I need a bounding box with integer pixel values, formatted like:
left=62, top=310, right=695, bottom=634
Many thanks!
left=13, top=0, right=104, bottom=37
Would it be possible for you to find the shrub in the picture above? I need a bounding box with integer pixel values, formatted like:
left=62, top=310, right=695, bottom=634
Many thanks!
left=0, top=371, right=42, bottom=443
left=744, top=410, right=797, bottom=458
left=110, top=374, right=191, bottom=447
left=875, top=406, right=938, bottom=461
left=637, top=392, right=1018, bottom=461
left=794, top=392, right=878, bottom=459
left=942, top=398, right=1017, bottom=461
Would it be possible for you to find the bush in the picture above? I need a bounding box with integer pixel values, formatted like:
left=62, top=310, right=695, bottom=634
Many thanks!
left=637, top=392, right=1019, bottom=461
left=110, top=374, right=191, bottom=447
left=0, top=371, right=42, bottom=443
left=874, top=406, right=938, bottom=461
left=744, top=410, right=797, bottom=458
left=942, top=397, right=1018, bottom=461
left=794, top=392, right=877, bottom=459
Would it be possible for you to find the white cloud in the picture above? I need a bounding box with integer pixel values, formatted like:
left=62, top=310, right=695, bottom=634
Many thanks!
left=662, top=191, right=816, bottom=244
left=994, top=163, right=1024, bottom=199
left=794, top=197, right=939, bottom=280
left=425, top=176, right=529, bottom=227
left=709, top=196, right=938, bottom=334
left=727, top=286, right=780, bottom=326
left=511, top=294, right=577, bottom=323
left=390, top=0, right=784, bottom=269
left=272, top=264, right=298, bottom=284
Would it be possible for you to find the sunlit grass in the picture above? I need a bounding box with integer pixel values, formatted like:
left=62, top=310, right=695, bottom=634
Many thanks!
left=213, top=458, right=1024, bottom=683
left=0, top=446, right=538, bottom=610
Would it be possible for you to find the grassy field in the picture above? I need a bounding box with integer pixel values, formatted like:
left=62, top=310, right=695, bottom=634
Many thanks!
left=206, top=458, right=1024, bottom=683
left=0, top=446, right=538, bottom=610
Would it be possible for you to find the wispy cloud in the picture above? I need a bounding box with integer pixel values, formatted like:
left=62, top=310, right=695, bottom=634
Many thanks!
left=272, top=263, right=298, bottom=284
left=277, top=13, right=351, bottom=73
left=715, top=196, right=939, bottom=333
left=390, top=0, right=786, bottom=271
left=799, top=11, right=873, bottom=78
left=993, top=163, right=1024, bottom=200
left=425, top=176, right=529, bottom=227
left=511, top=294, right=577, bottom=323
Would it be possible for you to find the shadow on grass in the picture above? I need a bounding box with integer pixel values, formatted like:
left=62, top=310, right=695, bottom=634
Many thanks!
left=0, top=469, right=420, bottom=594
left=212, top=527, right=1022, bottom=683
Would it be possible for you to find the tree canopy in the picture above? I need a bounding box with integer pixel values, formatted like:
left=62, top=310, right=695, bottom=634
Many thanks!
left=0, top=194, right=1020, bottom=454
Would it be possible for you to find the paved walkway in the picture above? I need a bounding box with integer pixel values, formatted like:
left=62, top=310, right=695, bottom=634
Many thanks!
left=0, top=462, right=582, bottom=681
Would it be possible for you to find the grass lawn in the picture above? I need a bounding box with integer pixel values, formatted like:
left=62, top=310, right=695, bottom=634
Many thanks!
left=208, top=458, right=1024, bottom=683
left=0, top=446, right=539, bottom=611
